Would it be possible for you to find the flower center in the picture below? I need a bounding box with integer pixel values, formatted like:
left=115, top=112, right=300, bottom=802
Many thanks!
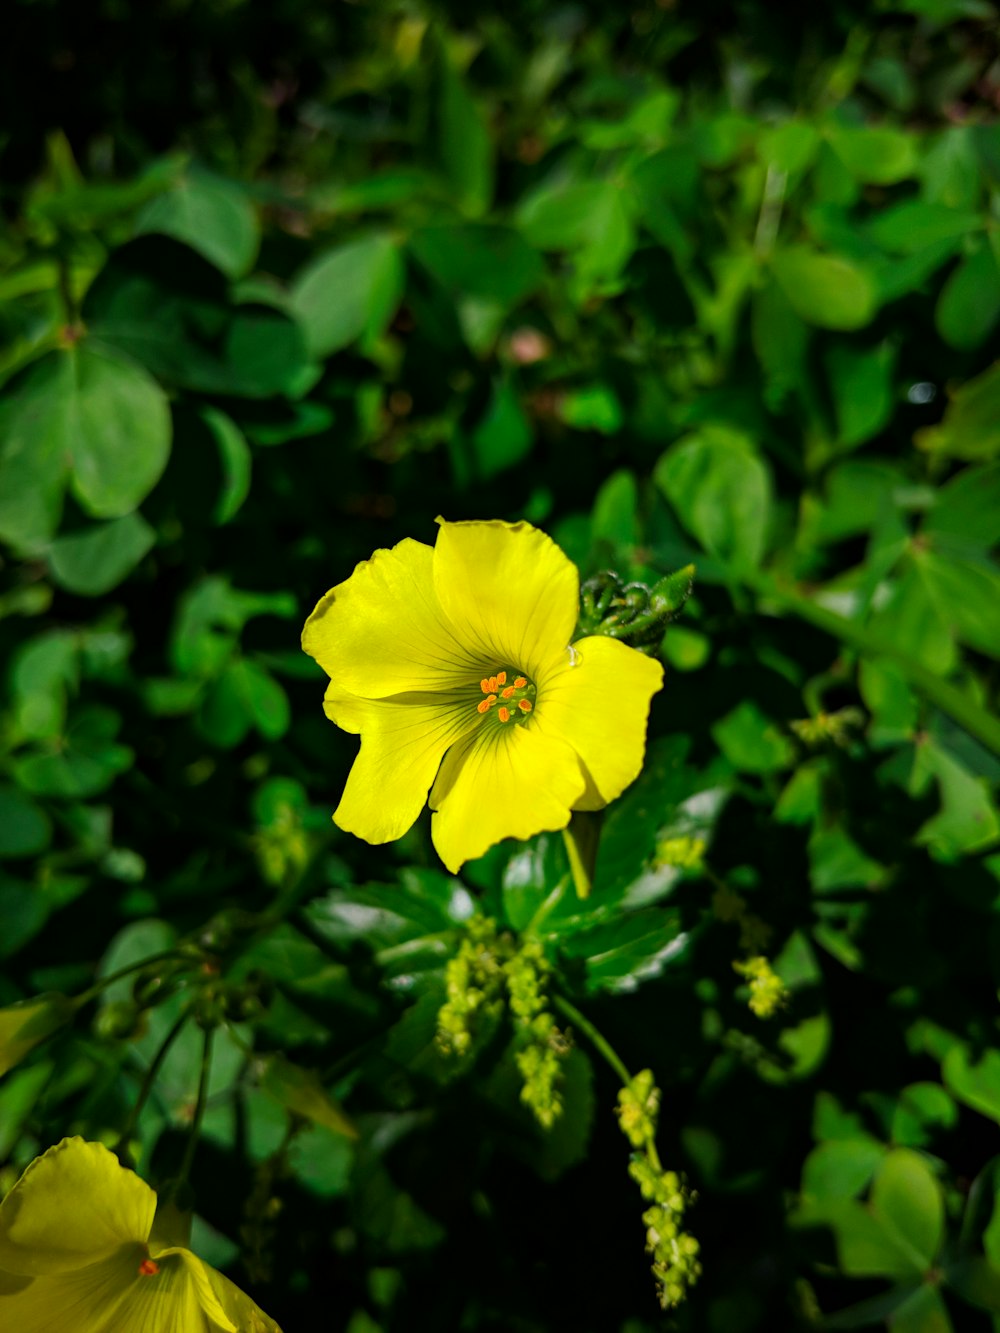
left=138, top=1258, right=160, bottom=1277
left=476, top=670, right=536, bottom=726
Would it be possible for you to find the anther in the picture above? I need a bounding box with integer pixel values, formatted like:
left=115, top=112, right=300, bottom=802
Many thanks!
left=498, top=707, right=511, bottom=723
left=518, top=699, right=533, bottom=713
left=501, top=686, right=515, bottom=699
left=496, top=671, right=507, bottom=686
left=480, top=679, right=492, bottom=694
left=513, top=677, right=527, bottom=689
left=138, top=1259, right=160, bottom=1277
left=477, top=695, right=497, bottom=714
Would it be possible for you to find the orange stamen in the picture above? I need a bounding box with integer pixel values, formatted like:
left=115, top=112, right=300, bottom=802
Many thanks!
left=480, top=679, right=492, bottom=694
left=138, top=1258, right=160, bottom=1277
left=496, top=671, right=507, bottom=686
left=477, top=695, right=497, bottom=713
left=498, top=707, right=511, bottom=723
left=489, top=676, right=498, bottom=693
left=501, top=686, right=515, bottom=699
left=513, top=677, right=527, bottom=689
left=518, top=699, right=533, bottom=713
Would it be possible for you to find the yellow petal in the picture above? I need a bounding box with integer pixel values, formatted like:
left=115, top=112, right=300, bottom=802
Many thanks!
left=141, top=1248, right=237, bottom=1331
left=432, top=520, right=579, bottom=680
left=429, top=724, right=586, bottom=872
left=199, top=1257, right=284, bottom=1332
left=533, top=636, right=663, bottom=810
left=0, top=1139, right=154, bottom=1276
left=302, top=538, right=478, bottom=698
left=0, top=994, right=74, bottom=1078
left=0, top=1247, right=142, bottom=1332
left=325, top=684, right=478, bottom=845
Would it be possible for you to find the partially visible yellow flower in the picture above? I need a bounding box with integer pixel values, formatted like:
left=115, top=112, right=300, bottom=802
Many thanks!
left=303, top=519, right=663, bottom=872
left=0, top=1137, right=281, bottom=1332
left=0, top=995, right=74, bottom=1079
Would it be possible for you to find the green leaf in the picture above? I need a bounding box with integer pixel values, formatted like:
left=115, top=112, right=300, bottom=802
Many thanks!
left=925, top=461, right=1000, bottom=553
left=560, top=905, right=688, bottom=994
left=0, top=784, right=52, bottom=859
left=801, top=1138, right=886, bottom=1203
left=914, top=741, right=1000, bottom=858
left=887, top=1284, right=952, bottom=1333
left=945, top=1257, right=1000, bottom=1314
left=591, top=469, right=639, bottom=549
left=654, top=423, right=772, bottom=572
left=469, top=379, right=532, bottom=479
left=560, top=384, right=624, bottom=435
left=438, top=55, right=494, bottom=216
left=912, top=549, right=1000, bottom=660
left=14, top=705, right=133, bottom=798
left=135, top=171, right=260, bottom=278
left=943, top=1044, right=1000, bottom=1123
left=198, top=658, right=290, bottom=747
left=869, top=566, right=957, bottom=676
left=916, top=362, right=1000, bottom=462
left=771, top=247, right=876, bottom=330
left=199, top=407, right=251, bottom=524
left=827, top=126, right=918, bottom=184
left=409, top=225, right=543, bottom=307
left=795, top=1198, right=926, bottom=1279
left=259, top=1053, right=357, bottom=1138
left=0, top=341, right=170, bottom=550
left=826, top=340, right=897, bottom=449
left=867, top=200, right=982, bottom=254
left=936, top=245, right=1000, bottom=350
left=712, top=701, right=794, bottom=773
left=290, top=234, right=404, bottom=358
left=47, top=512, right=156, bottom=596
left=517, top=181, right=634, bottom=287
left=870, top=1148, right=944, bottom=1269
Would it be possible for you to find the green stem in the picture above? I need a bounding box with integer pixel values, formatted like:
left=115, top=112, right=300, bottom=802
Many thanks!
left=561, top=811, right=602, bottom=901
left=73, top=952, right=184, bottom=1010
left=753, top=574, right=1000, bottom=757
left=176, top=1026, right=214, bottom=1188
left=553, top=993, right=632, bottom=1085
left=113, top=1006, right=190, bottom=1157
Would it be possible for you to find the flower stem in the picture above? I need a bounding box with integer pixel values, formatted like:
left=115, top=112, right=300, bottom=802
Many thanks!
left=113, top=1006, right=190, bottom=1159
left=562, top=810, right=602, bottom=901
left=73, top=952, right=184, bottom=1010
left=552, top=992, right=631, bottom=1085
left=176, top=1025, right=215, bottom=1189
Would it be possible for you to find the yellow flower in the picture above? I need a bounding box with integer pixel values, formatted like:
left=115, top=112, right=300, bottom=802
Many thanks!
left=0, top=1137, right=281, bottom=1332
left=0, top=995, right=74, bottom=1079
left=303, top=518, right=664, bottom=872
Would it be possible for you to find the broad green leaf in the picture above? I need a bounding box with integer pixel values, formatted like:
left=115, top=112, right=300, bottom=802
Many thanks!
left=47, top=512, right=156, bottom=596
left=936, top=245, right=1000, bottom=350
left=827, top=125, right=919, bottom=184
left=801, top=1138, right=886, bottom=1203
left=198, top=658, right=290, bottom=747
left=870, top=1148, right=944, bottom=1268
left=868, top=199, right=981, bottom=254
left=869, top=566, right=957, bottom=675
left=887, top=1284, right=952, bottom=1333
left=712, top=701, right=794, bottom=773
left=14, top=705, right=133, bottom=798
left=943, top=1044, right=1000, bottom=1122
left=469, top=379, right=532, bottom=479
left=259, top=1053, right=357, bottom=1138
left=291, top=234, right=404, bottom=358
left=0, top=785, right=52, bottom=859
left=654, top=423, right=772, bottom=571
left=560, top=384, right=623, bottom=435
left=912, top=549, right=1000, bottom=659
left=135, top=171, right=260, bottom=278
left=0, top=341, right=170, bottom=549
left=517, top=180, right=634, bottom=288
left=771, top=247, right=876, bottom=330
left=925, top=461, right=1000, bottom=553
left=795, top=1199, right=926, bottom=1279
left=409, top=225, right=543, bottom=306
left=946, top=1258, right=1000, bottom=1314
left=826, top=340, right=897, bottom=449
left=438, top=55, right=494, bottom=216
left=591, top=469, right=639, bottom=549
left=916, top=362, right=1000, bottom=461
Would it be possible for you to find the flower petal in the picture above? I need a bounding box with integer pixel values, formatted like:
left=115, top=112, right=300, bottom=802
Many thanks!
left=0, top=1139, right=154, bottom=1277
left=140, top=1248, right=237, bottom=1332
left=432, top=520, right=579, bottom=679
left=303, top=538, right=478, bottom=698
left=199, top=1257, right=284, bottom=1332
left=429, top=724, right=586, bottom=872
left=534, top=636, right=663, bottom=810
left=325, top=685, right=479, bottom=845
left=0, top=1248, right=142, bottom=1332
left=0, top=994, right=74, bottom=1078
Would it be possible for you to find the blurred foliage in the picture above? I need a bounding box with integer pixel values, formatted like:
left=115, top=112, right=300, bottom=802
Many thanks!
left=2, top=0, right=1000, bottom=1329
